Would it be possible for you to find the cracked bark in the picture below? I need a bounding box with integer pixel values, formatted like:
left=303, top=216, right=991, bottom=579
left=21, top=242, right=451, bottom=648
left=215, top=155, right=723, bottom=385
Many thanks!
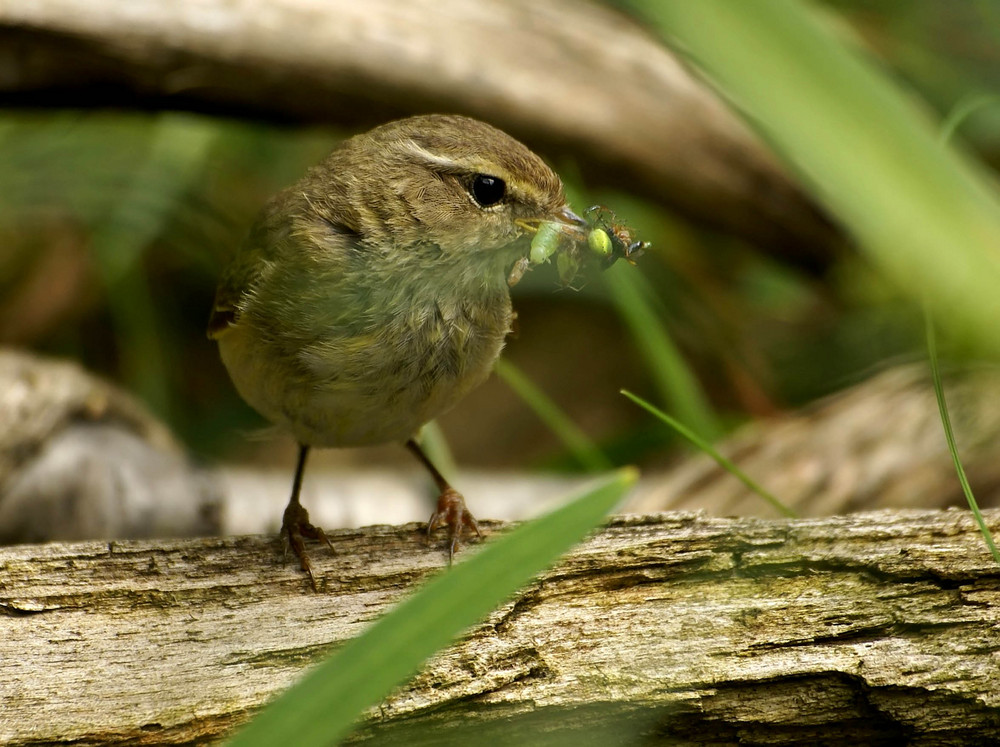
left=3, top=510, right=999, bottom=745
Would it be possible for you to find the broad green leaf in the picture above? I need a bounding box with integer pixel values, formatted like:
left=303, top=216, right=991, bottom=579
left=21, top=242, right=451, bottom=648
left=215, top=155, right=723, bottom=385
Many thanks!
left=641, top=0, right=1000, bottom=357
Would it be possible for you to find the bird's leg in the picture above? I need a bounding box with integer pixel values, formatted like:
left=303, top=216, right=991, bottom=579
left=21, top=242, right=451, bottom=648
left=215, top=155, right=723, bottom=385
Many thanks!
left=406, top=438, right=482, bottom=562
left=281, top=444, right=333, bottom=590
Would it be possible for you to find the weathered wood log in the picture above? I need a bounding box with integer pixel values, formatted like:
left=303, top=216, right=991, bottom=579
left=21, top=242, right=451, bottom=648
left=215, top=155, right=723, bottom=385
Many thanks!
left=631, top=363, right=1000, bottom=518
left=0, top=0, right=838, bottom=264
left=3, top=509, right=999, bottom=745
left=0, top=349, right=221, bottom=543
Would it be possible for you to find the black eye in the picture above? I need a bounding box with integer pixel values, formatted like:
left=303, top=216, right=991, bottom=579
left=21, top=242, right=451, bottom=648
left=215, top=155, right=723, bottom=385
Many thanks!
left=471, top=174, right=506, bottom=207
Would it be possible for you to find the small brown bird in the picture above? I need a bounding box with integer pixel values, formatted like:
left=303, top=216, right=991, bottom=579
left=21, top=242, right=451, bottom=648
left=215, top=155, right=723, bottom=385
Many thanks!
left=208, top=114, right=583, bottom=588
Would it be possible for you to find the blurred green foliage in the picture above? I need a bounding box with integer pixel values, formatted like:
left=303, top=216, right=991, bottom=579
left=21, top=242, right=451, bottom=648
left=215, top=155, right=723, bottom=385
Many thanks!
left=0, top=112, right=345, bottom=453
left=1, top=1, right=996, bottom=472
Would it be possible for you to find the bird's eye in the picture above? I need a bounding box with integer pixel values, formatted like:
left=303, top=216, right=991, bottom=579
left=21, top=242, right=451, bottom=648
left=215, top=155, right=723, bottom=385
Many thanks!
left=470, top=174, right=506, bottom=207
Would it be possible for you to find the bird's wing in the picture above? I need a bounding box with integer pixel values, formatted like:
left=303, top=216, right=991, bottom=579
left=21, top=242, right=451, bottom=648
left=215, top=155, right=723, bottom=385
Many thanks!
left=206, top=200, right=290, bottom=340
left=206, top=270, right=245, bottom=340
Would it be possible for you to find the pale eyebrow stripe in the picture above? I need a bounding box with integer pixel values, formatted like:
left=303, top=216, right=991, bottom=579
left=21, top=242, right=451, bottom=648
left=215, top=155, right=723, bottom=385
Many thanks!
left=399, top=139, right=545, bottom=202
left=399, top=140, right=463, bottom=171
left=400, top=140, right=511, bottom=180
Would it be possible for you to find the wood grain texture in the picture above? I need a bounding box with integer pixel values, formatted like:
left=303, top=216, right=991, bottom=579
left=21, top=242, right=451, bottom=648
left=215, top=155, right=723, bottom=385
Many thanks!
left=3, top=509, right=999, bottom=745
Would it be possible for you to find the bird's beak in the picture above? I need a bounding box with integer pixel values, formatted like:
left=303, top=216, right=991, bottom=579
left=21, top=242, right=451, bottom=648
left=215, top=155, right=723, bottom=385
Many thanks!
left=514, top=206, right=587, bottom=238
left=555, top=206, right=587, bottom=228
left=553, top=205, right=588, bottom=241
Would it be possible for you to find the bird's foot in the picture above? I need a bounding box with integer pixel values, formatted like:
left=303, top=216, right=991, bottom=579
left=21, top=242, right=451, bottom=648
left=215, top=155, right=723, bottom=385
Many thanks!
left=281, top=500, right=333, bottom=591
left=426, top=488, right=482, bottom=563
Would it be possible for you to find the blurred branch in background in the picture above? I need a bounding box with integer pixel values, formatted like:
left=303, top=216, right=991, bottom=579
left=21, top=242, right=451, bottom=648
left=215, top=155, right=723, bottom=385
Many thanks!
left=629, top=363, right=1000, bottom=518
left=6, top=351, right=1000, bottom=546
left=0, top=349, right=220, bottom=543
left=0, top=0, right=838, bottom=264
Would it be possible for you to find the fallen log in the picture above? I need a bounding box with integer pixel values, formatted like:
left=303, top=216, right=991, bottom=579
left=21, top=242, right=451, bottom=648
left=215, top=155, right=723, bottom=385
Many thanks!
left=2, top=509, right=999, bottom=745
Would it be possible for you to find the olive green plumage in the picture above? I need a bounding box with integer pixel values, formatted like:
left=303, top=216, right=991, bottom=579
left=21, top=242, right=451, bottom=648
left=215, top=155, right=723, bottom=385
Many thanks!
left=209, top=114, right=578, bottom=448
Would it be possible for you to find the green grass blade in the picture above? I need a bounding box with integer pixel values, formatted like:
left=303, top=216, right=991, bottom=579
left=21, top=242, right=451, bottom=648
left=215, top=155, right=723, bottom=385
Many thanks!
left=91, top=114, right=217, bottom=417
left=415, top=420, right=458, bottom=485
left=639, top=0, right=1000, bottom=358
left=605, top=264, right=722, bottom=441
left=621, top=389, right=795, bottom=518
left=226, top=468, right=637, bottom=747
left=938, top=94, right=1000, bottom=145
left=495, top=357, right=612, bottom=471
left=924, top=310, right=1000, bottom=565
left=920, top=97, right=1000, bottom=566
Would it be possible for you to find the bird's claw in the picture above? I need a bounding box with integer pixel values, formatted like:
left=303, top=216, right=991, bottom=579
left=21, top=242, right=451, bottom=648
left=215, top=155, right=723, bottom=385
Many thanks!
left=426, top=487, right=482, bottom=564
left=282, top=500, right=333, bottom=591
